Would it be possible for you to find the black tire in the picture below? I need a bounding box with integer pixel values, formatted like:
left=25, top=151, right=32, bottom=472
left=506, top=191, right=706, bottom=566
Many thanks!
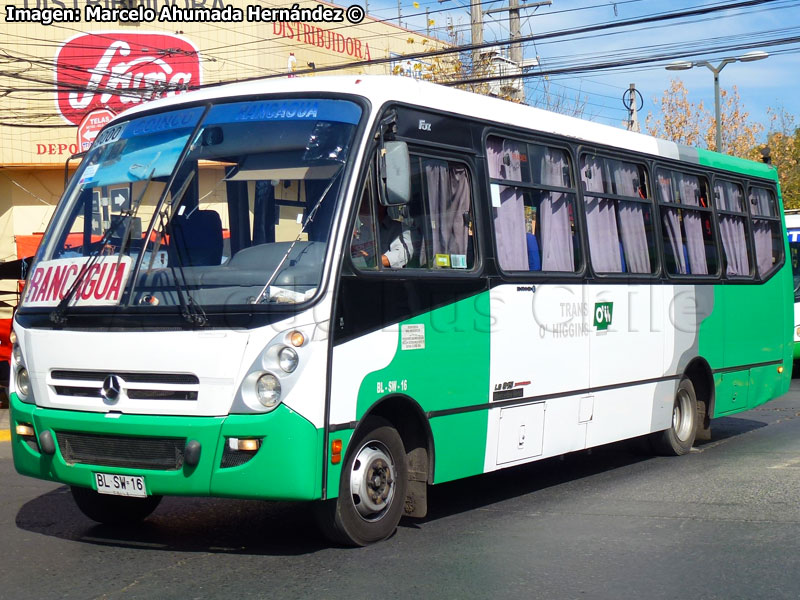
left=316, top=416, right=407, bottom=546
left=650, top=378, right=698, bottom=456
left=71, top=485, right=162, bottom=525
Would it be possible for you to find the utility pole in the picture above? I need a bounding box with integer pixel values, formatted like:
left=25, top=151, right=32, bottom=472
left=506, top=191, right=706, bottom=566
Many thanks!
left=470, top=0, right=484, bottom=81
left=623, top=83, right=643, bottom=132
left=508, top=0, right=521, bottom=102
left=484, top=0, right=551, bottom=102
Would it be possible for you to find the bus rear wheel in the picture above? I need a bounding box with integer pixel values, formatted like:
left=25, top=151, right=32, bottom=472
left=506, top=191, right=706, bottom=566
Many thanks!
left=317, top=416, right=408, bottom=546
left=71, top=486, right=162, bottom=525
left=651, top=378, right=697, bottom=456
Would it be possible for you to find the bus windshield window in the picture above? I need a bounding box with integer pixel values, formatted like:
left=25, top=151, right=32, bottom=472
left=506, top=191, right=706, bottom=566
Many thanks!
left=33, top=107, right=205, bottom=261
left=25, top=99, right=361, bottom=312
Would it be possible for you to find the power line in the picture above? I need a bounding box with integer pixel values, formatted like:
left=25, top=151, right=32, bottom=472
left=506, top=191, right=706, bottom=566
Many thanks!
left=447, top=34, right=800, bottom=87
left=193, top=0, right=785, bottom=86
left=0, top=0, right=793, bottom=127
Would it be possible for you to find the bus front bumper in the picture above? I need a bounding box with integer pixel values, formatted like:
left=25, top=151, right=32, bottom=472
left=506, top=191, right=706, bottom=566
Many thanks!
left=8, top=393, right=322, bottom=501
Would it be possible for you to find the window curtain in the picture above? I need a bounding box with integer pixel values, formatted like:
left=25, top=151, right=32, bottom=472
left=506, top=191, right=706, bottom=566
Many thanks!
left=659, top=175, right=686, bottom=274
left=678, top=175, right=708, bottom=275
left=582, top=156, right=621, bottom=272
left=750, top=188, right=775, bottom=277
left=425, top=161, right=471, bottom=258
left=488, top=137, right=527, bottom=270
left=750, top=187, right=775, bottom=216
left=610, top=160, right=650, bottom=273
left=539, top=149, right=574, bottom=271
left=714, top=182, right=749, bottom=276
left=753, top=220, right=774, bottom=276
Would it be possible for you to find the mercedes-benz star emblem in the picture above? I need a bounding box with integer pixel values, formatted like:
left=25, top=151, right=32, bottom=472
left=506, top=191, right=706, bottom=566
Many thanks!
left=101, top=375, right=122, bottom=402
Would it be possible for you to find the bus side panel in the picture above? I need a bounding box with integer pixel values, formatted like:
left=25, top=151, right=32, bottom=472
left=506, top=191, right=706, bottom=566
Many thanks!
left=485, top=284, right=591, bottom=470
left=701, top=270, right=791, bottom=415
left=586, top=284, right=667, bottom=448
left=354, top=292, right=490, bottom=484
left=696, top=150, right=792, bottom=408
left=428, top=412, right=490, bottom=484
left=328, top=291, right=491, bottom=490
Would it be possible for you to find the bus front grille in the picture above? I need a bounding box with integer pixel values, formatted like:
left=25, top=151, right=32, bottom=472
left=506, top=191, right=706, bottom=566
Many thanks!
left=53, top=386, right=198, bottom=401
left=50, top=370, right=200, bottom=402
left=56, top=432, right=186, bottom=470
left=51, top=370, right=199, bottom=385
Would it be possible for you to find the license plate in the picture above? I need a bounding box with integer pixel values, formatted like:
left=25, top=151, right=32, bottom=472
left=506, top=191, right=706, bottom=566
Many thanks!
left=94, top=472, right=147, bottom=498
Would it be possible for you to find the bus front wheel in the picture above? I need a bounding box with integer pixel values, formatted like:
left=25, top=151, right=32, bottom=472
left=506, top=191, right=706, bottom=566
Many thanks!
left=651, top=378, right=697, bottom=456
left=71, top=486, right=162, bottom=525
left=317, top=416, right=408, bottom=546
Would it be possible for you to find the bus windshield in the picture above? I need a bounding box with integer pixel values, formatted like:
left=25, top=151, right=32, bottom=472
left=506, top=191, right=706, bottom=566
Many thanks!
left=22, top=98, right=361, bottom=313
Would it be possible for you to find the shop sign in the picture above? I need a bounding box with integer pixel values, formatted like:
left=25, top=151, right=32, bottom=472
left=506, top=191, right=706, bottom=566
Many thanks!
left=55, top=32, right=201, bottom=125
left=77, top=108, right=115, bottom=152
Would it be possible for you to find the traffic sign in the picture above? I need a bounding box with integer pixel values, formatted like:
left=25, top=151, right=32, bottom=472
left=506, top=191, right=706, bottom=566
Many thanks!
left=77, top=108, right=115, bottom=152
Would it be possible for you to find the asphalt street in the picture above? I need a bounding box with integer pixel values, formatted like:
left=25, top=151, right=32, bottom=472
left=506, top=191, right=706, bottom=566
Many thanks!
left=1, top=383, right=800, bottom=600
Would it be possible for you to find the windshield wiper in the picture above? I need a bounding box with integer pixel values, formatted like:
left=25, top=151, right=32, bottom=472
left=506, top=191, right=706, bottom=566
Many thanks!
left=253, top=167, right=343, bottom=305
left=145, top=170, right=195, bottom=273
left=153, top=171, right=208, bottom=326
left=50, top=170, right=155, bottom=324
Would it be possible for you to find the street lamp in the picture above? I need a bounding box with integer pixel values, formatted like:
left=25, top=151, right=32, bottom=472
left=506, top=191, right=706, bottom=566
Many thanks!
left=665, top=51, right=769, bottom=153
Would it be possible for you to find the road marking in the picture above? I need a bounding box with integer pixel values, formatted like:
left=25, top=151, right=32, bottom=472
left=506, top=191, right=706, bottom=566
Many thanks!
left=768, top=456, right=800, bottom=469
left=0, top=430, right=10, bottom=442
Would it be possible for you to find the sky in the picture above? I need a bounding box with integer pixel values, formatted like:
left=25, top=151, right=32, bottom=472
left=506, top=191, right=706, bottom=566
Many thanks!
left=363, top=0, right=800, bottom=139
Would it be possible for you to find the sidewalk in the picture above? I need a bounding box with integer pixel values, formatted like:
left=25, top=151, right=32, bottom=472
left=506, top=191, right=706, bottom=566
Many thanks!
left=0, top=406, right=9, bottom=442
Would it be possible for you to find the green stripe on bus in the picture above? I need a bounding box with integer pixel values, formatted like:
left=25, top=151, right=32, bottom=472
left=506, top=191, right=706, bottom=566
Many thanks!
left=696, top=148, right=779, bottom=180
left=355, top=290, right=491, bottom=483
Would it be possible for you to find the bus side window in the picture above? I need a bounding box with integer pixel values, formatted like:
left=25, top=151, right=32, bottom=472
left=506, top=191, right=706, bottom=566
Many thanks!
left=581, top=155, right=655, bottom=275
left=350, top=172, right=379, bottom=270
left=749, top=185, right=783, bottom=279
left=656, top=168, right=716, bottom=277
left=410, top=157, right=474, bottom=271
left=488, top=135, right=579, bottom=273
left=351, top=154, right=476, bottom=272
left=713, top=180, right=751, bottom=278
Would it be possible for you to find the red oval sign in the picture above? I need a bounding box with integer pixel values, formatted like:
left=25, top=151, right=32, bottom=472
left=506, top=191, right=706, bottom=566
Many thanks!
left=55, top=33, right=201, bottom=126
left=77, top=108, right=115, bottom=152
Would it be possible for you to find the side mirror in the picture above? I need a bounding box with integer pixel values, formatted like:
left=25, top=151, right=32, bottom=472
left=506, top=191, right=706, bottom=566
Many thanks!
left=378, top=141, right=411, bottom=206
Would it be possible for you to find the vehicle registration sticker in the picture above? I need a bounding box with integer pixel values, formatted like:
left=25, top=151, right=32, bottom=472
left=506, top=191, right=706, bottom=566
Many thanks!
left=94, top=472, right=147, bottom=498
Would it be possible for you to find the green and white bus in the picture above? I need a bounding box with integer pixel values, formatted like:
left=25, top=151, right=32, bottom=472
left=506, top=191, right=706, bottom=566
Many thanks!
left=785, top=210, right=800, bottom=361
left=9, top=76, right=792, bottom=546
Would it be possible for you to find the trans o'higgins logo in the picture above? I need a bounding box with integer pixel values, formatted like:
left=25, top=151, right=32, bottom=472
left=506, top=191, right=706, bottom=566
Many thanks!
left=55, top=33, right=201, bottom=126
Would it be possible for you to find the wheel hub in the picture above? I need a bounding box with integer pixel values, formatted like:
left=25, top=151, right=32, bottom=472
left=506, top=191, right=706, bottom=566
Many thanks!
left=350, top=443, right=396, bottom=519
left=673, top=388, right=693, bottom=442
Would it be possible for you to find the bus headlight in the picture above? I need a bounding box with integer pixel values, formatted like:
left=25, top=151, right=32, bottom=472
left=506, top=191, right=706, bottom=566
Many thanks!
left=256, top=373, right=281, bottom=409
left=16, top=367, right=31, bottom=399
left=278, top=347, right=299, bottom=373
left=12, top=343, right=23, bottom=366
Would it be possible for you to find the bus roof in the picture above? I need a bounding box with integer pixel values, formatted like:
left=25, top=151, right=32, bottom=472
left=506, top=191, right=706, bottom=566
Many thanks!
left=116, top=75, right=778, bottom=182
left=784, top=210, right=800, bottom=229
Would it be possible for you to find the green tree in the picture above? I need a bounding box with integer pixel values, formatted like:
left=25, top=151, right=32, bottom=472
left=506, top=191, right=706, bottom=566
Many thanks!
left=755, top=108, right=800, bottom=209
